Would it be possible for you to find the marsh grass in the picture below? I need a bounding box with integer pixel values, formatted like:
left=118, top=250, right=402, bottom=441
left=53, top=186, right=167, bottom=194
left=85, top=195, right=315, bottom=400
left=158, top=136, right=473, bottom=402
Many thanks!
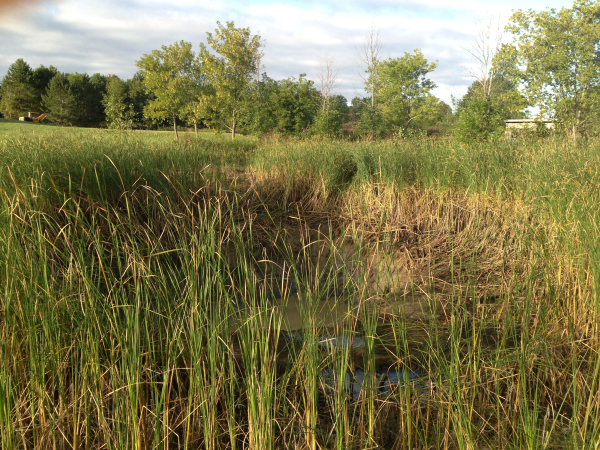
left=1, top=131, right=599, bottom=449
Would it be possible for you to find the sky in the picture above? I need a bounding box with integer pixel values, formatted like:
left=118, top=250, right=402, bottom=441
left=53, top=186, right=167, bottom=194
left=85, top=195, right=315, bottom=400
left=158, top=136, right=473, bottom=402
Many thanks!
left=0, top=0, right=577, bottom=105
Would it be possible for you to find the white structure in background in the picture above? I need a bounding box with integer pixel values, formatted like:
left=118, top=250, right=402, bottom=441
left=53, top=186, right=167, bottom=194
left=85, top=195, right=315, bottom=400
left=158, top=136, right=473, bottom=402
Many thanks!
left=505, top=119, right=554, bottom=137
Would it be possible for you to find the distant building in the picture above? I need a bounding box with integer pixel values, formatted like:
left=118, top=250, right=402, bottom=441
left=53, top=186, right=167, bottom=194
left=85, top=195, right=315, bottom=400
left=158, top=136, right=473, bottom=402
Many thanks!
left=505, top=119, right=554, bottom=137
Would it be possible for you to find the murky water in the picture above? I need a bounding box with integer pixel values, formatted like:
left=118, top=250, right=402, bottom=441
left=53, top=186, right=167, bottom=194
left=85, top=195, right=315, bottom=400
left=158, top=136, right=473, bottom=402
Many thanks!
left=228, top=224, right=445, bottom=396
left=320, top=368, right=429, bottom=399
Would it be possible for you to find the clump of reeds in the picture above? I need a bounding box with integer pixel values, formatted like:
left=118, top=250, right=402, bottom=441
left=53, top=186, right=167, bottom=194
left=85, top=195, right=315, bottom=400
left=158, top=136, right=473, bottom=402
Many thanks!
left=1, top=131, right=599, bottom=449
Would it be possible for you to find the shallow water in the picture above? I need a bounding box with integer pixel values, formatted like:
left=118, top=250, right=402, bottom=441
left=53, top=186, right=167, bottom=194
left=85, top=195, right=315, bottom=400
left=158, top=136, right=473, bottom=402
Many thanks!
left=277, top=293, right=354, bottom=330
left=320, top=367, right=428, bottom=399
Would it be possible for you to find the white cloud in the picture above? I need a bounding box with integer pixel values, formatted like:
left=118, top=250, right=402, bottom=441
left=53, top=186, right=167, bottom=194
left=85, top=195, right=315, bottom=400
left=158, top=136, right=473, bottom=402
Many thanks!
left=0, top=0, right=576, bottom=104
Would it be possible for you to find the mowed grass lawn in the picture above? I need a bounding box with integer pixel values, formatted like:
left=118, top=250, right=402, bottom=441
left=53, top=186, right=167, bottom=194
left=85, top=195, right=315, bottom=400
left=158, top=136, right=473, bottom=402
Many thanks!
left=0, top=117, right=255, bottom=144
left=0, top=117, right=58, bottom=136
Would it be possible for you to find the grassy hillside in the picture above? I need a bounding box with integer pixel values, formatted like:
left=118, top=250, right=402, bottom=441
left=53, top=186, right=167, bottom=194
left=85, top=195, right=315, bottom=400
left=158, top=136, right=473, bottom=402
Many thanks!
left=1, top=132, right=599, bottom=449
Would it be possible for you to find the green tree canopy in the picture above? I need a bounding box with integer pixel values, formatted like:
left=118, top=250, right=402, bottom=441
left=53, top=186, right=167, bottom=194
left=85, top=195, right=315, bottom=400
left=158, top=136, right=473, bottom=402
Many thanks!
left=312, top=94, right=348, bottom=137
left=0, top=59, right=37, bottom=118
left=196, top=21, right=262, bottom=139
left=43, top=72, right=76, bottom=126
left=125, top=72, right=154, bottom=127
left=377, top=50, right=438, bottom=133
left=137, top=40, right=202, bottom=140
left=351, top=96, right=386, bottom=138
left=31, top=65, right=58, bottom=110
left=499, top=0, right=600, bottom=138
left=244, top=74, right=320, bottom=135
left=31, top=65, right=58, bottom=92
left=456, top=75, right=526, bottom=143
left=102, top=76, right=135, bottom=129
left=67, top=73, right=107, bottom=127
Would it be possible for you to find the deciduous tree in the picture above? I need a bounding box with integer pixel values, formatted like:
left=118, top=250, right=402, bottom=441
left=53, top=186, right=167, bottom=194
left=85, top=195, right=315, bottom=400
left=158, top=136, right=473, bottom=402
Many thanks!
left=457, top=12, right=526, bottom=143
left=357, top=25, right=384, bottom=136
left=103, top=76, right=134, bottom=129
left=313, top=57, right=343, bottom=136
left=377, top=50, right=438, bottom=133
left=462, top=11, right=505, bottom=102
left=456, top=75, right=525, bottom=143
left=498, top=0, right=600, bottom=139
left=244, top=74, right=320, bottom=135
left=137, top=40, right=202, bottom=140
left=196, top=21, right=262, bottom=139
left=126, top=72, right=154, bottom=127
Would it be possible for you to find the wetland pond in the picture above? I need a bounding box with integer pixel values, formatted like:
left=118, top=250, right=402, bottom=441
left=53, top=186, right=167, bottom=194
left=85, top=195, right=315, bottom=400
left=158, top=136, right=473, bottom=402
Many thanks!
left=226, top=222, right=453, bottom=400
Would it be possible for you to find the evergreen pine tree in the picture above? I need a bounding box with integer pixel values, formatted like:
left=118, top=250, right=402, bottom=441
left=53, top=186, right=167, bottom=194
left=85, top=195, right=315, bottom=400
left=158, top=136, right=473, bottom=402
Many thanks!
left=43, top=73, right=76, bottom=126
left=0, top=59, right=37, bottom=118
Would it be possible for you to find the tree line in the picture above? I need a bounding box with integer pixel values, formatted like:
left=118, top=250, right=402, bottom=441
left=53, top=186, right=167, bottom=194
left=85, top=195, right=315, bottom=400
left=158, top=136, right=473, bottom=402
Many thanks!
left=0, top=61, right=152, bottom=129
left=0, top=23, right=453, bottom=140
left=1, top=0, right=600, bottom=142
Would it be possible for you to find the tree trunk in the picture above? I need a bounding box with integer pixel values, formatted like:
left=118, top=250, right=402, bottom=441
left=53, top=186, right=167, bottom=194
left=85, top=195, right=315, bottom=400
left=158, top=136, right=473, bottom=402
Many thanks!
left=194, top=121, right=198, bottom=138
left=173, top=114, right=179, bottom=141
left=232, top=119, right=236, bottom=140
left=370, top=72, right=376, bottom=136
